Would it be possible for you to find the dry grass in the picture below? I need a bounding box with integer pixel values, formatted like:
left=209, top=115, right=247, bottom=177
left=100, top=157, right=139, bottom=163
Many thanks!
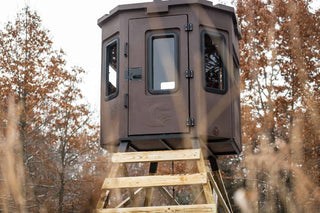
left=234, top=118, right=320, bottom=213
left=0, top=97, right=26, bottom=212
left=0, top=97, right=42, bottom=213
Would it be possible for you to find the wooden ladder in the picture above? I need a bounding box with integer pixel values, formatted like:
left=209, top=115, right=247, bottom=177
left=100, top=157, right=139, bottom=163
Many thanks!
left=95, top=148, right=218, bottom=213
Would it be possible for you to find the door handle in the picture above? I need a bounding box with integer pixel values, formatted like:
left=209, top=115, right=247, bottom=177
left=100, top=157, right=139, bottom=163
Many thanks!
left=131, top=73, right=142, bottom=80
left=128, top=68, right=142, bottom=81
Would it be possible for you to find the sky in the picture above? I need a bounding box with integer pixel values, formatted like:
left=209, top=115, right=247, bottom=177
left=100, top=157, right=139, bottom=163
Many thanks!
left=0, top=0, right=319, bottom=120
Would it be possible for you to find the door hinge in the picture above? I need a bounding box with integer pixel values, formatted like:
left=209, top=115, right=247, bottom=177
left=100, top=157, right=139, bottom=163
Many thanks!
left=124, top=42, right=128, bottom=57
left=186, top=117, right=195, bottom=127
left=185, top=70, right=194, bottom=78
left=185, top=23, right=193, bottom=32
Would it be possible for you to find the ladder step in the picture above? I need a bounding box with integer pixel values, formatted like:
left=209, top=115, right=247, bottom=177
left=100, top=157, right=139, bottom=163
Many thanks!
left=96, top=204, right=217, bottom=213
left=111, top=149, right=201, bottom=163
left=102, top=172, right=207, bottom=189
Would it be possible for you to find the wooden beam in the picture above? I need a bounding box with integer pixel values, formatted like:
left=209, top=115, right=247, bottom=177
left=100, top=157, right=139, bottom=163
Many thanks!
left=96, top=142, right=129, bottom=209
left=96, top=163, right=121, bottom=209
left=192, top=188, right=204, bottom=204
left=207, top=168, right=232, bottom=213
left=122, top=165, right=140, bottom=207
left=96, top=189, right=109, bottom=209
left=196, top=152, right=215, bottom=204
left=115, top=188, right=143, bottom=208
left=158, top=187, right=180, bottom=205
left=102, top=173, right=207, bottom=189
left=111, top=149, right=201, bottom=163
left=96, top=204, right=217, bottom=213
left=114, top=185, right=180, bottom=208
left=214, top=169, right=233, bottom=212
left=144, top=162, right=158, bottom=206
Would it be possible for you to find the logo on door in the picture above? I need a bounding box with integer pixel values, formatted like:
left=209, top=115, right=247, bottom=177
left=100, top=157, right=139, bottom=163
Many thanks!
left=147, top=104, right=172, bottom=127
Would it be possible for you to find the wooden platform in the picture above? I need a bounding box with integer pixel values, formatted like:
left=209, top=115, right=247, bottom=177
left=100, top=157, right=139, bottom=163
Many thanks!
left=95, top=148, right=221, bottom=212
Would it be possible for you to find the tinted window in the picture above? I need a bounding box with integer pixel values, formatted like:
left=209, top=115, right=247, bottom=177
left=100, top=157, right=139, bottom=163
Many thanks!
left=203, top=31, right=227, bottom=93
left=233, top=56, right=240, bottom=88
left=105, top=39, right=118, bottom=100
left=148, top=33, right=178, bottom=94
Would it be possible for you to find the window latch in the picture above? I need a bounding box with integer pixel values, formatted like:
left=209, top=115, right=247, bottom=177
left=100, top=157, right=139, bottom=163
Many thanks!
left=128, top=68, right=142, bottom=81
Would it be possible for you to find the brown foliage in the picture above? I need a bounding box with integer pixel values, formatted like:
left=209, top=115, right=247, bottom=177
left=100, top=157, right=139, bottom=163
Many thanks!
left=0, top=8, right=101, bottom=212
left=233, top=0, right=320, bottom=212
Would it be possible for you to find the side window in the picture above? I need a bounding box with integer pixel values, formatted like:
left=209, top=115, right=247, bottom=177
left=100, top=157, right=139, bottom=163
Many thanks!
left=233, top=54, right=240, bottom=88
left=105, top=39, right=119, bottom=100
left=202, top=31, right=227, bottom=94
left=148, top=33, right=178, bottom=94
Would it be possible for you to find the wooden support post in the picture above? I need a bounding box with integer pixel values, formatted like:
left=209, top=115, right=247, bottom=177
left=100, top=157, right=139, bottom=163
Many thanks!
left=115, top=188, right=143, bottom=208
left=207, top=167, right=232, bottom=213
left=144, top=162, right=158, bottom=206
left=158, top=186, right=180, bottom=205
left=96, top=163, right=121, bottom=209
left=190, top=139, right=204, bottom=204
left=209, top=157, right=233, bottom=213
left=197, top=152, right=215, bottom=204
left=96, top=142, right=129, bottom=209
left=191, top=138, right=214, bottom=204
left=122, top=165, right=140, bottom=207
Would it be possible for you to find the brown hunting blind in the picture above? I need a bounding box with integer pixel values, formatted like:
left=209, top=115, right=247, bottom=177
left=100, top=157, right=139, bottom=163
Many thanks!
left=98, top=0, right=242, bottom=156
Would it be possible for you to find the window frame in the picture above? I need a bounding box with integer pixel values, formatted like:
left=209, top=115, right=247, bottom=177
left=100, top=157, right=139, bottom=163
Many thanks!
left=147, top=32, right=179, bottom=95
left=201, top=30, right=228, bottom=94
left=104, top=38, right=119, bottom=101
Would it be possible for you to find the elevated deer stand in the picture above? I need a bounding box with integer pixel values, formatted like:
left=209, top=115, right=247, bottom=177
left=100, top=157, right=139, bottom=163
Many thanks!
left=96, top=0, right=241, bottom=212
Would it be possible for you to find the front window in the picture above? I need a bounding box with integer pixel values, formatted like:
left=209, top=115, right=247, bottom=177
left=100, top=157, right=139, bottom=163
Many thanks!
left=202, top=31, right=227, bottom=94
left=148, top=33, right=178, bottom=94
left=105, top=39, right=119, bottom=100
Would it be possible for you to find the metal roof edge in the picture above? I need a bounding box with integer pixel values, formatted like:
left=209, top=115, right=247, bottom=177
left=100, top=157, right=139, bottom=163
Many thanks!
left=98, top=0, right=213, bottom=27
left=97, top=0, right=242, bottom=39
left=213, top=4, right=242, bottom=40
